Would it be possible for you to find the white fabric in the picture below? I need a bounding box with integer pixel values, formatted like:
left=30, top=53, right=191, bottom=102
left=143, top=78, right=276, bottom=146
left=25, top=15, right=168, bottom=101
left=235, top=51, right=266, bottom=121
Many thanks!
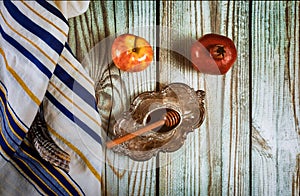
left=53, top=1, right=90, bottom=19
left=0, top=1, right=104, bottom=195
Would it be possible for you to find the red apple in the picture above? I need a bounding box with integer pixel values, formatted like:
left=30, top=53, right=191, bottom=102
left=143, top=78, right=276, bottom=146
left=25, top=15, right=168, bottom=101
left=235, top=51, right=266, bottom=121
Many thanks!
left=191, top=33, right=237, bottom=75
left=111, top=34, right=153, bottom=72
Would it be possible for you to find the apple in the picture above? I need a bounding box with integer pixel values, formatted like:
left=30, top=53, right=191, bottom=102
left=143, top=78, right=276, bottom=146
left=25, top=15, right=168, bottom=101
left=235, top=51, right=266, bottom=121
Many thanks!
left=111, top=34, right=154, bottom=72
left=191, top=33, right=237, bottom=75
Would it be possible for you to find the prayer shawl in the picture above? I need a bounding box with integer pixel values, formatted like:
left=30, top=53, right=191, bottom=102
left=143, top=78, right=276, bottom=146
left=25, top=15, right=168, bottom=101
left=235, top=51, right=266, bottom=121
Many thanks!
left=0, top=1, right=104, bottom=195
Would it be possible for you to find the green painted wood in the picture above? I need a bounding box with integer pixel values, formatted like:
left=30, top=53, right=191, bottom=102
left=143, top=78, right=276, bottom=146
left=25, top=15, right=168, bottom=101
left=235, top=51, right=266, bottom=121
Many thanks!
left=251, top=1, right=300, bottom=195
left=66, top=1, right=300, bottom=195
left=68, top=1, right=157, bottom=195
left=158, top=1, right=250, bottom=195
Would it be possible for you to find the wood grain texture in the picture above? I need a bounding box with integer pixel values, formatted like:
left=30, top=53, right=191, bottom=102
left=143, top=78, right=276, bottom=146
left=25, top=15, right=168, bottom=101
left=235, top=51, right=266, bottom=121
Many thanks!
left=68, top=1, right=157, bottom=195
left=158, top=1, right=250, bottom=195
left=66, top=1, right=300, bottom=195
left=1, top=0, right=299, bottom=195
left=251, top=1, right=300, bottom=195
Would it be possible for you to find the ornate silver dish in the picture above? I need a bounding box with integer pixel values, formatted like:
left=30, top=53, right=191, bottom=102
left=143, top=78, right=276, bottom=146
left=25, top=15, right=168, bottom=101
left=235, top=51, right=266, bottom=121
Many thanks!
left=108, top=83, right=205, bottom=161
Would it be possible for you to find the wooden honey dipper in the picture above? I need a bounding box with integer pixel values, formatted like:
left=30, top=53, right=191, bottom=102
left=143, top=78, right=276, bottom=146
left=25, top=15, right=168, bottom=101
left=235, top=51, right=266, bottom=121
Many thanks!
left=106, top=109, right=180, bottom=149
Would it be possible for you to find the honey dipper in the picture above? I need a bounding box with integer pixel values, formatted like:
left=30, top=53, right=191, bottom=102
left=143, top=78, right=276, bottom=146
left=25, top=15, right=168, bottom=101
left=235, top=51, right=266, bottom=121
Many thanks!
left=106, top=109, right=180, bottom=149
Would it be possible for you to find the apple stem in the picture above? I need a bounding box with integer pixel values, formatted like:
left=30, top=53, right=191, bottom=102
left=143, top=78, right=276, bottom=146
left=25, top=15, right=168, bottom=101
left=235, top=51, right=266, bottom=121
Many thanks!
left=211, top=45, right=226, bottom=59
left=132, top=36, right=138, bottom=52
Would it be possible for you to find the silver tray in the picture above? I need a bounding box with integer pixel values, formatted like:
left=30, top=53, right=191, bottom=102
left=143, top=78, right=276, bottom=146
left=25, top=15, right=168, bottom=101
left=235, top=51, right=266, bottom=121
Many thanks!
left=109, top=83, right=205, bottom=161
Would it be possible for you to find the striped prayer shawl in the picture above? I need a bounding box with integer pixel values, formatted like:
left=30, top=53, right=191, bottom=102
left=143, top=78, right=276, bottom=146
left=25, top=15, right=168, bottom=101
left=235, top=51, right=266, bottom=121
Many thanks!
left=0, top=1, right=104, bottom=195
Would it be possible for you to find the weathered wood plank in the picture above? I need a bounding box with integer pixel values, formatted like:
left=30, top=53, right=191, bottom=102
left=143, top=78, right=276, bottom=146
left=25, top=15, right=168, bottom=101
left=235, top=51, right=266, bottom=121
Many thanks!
left=68, top=1, right=158, bottom=195
left=105, top=1, right=157, bottom=196
left=251, top=1, right=300, bottom=195
left=66, top=1, right=300, bottom=195
left=158, top=1, right=250, bottom=195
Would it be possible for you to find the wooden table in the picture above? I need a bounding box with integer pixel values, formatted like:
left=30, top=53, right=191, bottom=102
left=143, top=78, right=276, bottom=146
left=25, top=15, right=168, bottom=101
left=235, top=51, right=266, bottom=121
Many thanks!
left=68, top=1, right=299, bottom=195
